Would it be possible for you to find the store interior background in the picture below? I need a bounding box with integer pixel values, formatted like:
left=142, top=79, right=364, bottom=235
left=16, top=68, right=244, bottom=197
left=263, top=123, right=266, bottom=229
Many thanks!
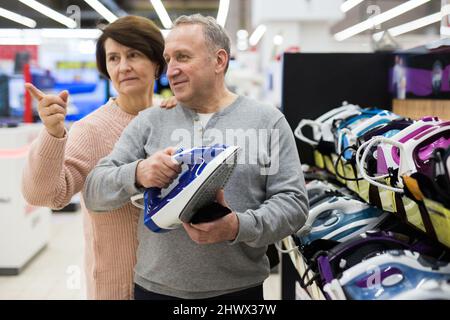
left=0, top=0, right=448, bottom=299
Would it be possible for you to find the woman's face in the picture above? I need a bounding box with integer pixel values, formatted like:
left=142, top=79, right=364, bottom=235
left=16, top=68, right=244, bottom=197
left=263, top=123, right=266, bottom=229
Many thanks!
left=104, top=38, right=157, bottom=97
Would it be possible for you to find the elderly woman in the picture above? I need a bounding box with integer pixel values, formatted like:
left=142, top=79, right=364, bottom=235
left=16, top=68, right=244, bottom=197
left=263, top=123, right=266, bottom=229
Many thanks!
left=21, top=16, right=174, bottom=300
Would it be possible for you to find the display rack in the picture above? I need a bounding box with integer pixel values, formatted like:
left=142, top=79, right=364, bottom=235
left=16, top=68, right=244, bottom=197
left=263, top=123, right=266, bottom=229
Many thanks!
left=281, top=51, right=450, bottom=300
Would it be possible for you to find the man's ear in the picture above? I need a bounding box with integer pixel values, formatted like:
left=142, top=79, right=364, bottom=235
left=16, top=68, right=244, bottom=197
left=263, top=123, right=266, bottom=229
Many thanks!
left=215, top=49, right=229, bottom=74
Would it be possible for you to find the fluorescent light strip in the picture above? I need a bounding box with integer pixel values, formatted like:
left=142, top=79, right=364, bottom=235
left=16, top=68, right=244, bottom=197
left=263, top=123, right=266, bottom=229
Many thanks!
left=0, top=7, right=36, bottom=28
left=340, top=0, right=365, bottom=13
left=216, top=0, right=230, bottom=27
left=335, top=0, right=430, bottom=41
left=19, top=0, right=77, bottom=28
left=374, top=11, right=441, bottom=40
left=84, top=0, right=118, bottom=23
left=150, top=0, right=172, bottom=29
left=249, top=24, right=267, bottom=46
left=374, top=3, right=450, bottom=39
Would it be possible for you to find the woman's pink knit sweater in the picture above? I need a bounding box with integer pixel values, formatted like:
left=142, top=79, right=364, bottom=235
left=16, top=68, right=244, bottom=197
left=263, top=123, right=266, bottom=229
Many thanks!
left=22, top=99, right=141, bottom=299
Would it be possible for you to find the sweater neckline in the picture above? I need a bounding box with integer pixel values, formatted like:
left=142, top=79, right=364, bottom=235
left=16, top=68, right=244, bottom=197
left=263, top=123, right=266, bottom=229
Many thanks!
left=180, top=95, right=243, bottom=120
left=106, top=98, right=138, bottom=123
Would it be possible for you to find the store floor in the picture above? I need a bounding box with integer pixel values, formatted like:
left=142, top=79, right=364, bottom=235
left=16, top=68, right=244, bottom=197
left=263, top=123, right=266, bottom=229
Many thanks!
left=0, top=211, right=281, bottom=300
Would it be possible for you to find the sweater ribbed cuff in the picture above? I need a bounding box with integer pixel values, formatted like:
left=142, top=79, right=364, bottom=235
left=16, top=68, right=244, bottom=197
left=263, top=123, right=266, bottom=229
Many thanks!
left=121, top=159, right=145, bottom=195
left=228, top=211, right=257, bottom=245
left=37, top=128, right=68, bottom=160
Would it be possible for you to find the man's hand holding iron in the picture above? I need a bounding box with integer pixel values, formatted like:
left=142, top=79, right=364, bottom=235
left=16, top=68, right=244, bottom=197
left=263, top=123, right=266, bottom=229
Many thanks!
left=183, top=190, right=239, bottom=244
left=136, top=147, right=182, bottom=188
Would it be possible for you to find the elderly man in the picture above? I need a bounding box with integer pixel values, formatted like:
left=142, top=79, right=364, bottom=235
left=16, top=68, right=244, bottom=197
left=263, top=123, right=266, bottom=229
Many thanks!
left=84, top=14, right=308, bottom=300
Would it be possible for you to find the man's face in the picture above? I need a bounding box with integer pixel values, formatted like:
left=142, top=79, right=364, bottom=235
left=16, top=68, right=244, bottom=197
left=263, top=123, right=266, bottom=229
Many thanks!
left=163, top=24, right=216, bottom=107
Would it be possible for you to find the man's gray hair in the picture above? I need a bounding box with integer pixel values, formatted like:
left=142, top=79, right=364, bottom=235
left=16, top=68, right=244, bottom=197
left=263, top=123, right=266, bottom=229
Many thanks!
left=173, top=14, right=231, bottom=72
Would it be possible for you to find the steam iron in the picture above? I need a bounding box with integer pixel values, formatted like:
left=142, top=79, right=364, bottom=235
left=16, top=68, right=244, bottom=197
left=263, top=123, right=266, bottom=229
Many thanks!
left=338, top=250, right=450, bottom=300
left=359, top=121, right=450, bottom=193
left=296, top=196, right=389, bottom=245
left=333, top=118, right=413, bottom=183
left=413, top=147, right=450, bottom=207
left=298, top=230, right=416, bottom=293
left=306, top=180, right=343, bottom=205
left=356, top=117, right=443, bottom=193
left=294, top=103, right=361, bottom=150
left=303, top=166, right=340, bottom=182
left=393, top=278, right=450, bottom=300
left=332, top=108, right=385, bottom=153
left=336, top=110, right=400, bottom=162
left=131, top=144, right=240, bottom=232
left=398, top=123, right=450, bottom=180
left=357, top=118, right=414, bottom=149
left=312, top=229, right=442, bottom=298
left=350, top=118, right=414, bottom=174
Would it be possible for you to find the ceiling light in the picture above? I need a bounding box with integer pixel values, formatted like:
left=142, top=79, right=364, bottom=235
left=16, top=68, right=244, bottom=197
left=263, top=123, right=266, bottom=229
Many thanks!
left=84, top=0, right=118, bottom=23
left=273, top=35, right=284, bottom=46
left=340, top=0, right=365, bottom=13
left=335, top=0, right=430, bottom=41
left=237, top=29, right=249, bottom=39
left=150, top=0, right=172, bottom=29
left=217, top=0, right=230, bottom=27
left=237, top=42, right=248, bottom=51
left=19, top=0, right=77, bottom=28
left=249, top=25, right=267, bottom=46
left=0, top=7, right=36, bottom=28
left=374, top=3, right=450, bottom=39
left=373, top=11, right=441, bottom=39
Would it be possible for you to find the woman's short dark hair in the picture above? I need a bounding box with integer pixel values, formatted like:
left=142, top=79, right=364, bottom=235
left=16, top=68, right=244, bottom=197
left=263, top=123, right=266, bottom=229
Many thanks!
left=96, top=16, right=166, bottom=79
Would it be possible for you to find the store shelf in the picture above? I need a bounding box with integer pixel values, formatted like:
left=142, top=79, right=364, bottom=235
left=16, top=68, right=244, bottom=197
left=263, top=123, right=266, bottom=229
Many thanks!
left=393, top=99, right=450, bottom=120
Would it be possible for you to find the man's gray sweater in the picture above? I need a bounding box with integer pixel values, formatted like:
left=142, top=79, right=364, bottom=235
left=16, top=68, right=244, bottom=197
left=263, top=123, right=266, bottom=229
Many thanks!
left=84, top=96, right=308, bottom=299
